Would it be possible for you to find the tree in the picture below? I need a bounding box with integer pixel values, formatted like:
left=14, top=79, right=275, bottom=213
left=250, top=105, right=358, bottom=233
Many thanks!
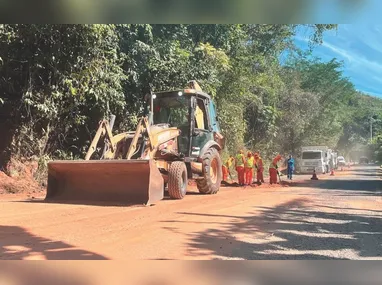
left=0, top=24, right=126, bottom=166
left=6, top=23, right=381, bottom=173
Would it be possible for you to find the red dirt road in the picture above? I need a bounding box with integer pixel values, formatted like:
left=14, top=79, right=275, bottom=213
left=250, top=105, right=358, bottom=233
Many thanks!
left=0, top=166, right=381, bottom=260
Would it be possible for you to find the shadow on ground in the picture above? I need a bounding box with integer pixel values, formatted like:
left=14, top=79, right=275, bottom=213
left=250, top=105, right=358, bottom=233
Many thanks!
left=163, top=197, right=382, bottom=260
left=13, top=199, right=144, bottom=207
left=14, top=189, right=190, bottom=207
left=287, top=166, right=381, bottom=197
left=0, top=225, right=108, bottom=260
left=288, top=179, right=381, bottom=196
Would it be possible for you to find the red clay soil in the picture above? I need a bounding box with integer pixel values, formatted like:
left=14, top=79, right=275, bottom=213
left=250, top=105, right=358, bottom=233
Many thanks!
left=0, top=159, right=352, bottom=201
left=0, top=180, right=314, bottom=260
left=0, top=165, right=363, bottom=260
left=0, top=159, right=44, bottom=198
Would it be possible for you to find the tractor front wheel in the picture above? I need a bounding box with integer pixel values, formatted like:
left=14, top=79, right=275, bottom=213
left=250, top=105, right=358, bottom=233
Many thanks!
left=168, top=161, right=188, bottom=199
left=197, top=148, right=222, bottom=194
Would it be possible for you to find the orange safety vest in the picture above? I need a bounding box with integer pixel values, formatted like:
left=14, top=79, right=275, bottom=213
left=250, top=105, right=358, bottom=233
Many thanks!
left=270, top=155, right=281, bottom=169
left=269, top=161, right=279, bottom=169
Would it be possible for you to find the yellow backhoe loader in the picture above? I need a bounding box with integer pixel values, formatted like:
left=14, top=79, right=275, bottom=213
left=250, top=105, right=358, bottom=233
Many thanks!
left=46, top=81, right=225, bottom=206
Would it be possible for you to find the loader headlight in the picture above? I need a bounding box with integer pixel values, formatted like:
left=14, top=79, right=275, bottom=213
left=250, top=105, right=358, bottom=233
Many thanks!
left=152, top=94, right=157, bottom=99
left=178, top=91, right=183, bottom=96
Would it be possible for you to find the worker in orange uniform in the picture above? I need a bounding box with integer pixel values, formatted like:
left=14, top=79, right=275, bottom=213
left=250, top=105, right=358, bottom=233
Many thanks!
left=245, top=151, right=255, bottom=185
left=222, top=155, right=234, bottom=182
left=235, top=150, right=246, bottom=186
left=254, top=152, right=264, bottom=184
left=269, top=154, right=282, bottom=184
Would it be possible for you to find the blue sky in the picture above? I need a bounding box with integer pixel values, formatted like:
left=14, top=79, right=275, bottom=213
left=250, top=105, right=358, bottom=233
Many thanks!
left=294, top=24, right=382, bottom=98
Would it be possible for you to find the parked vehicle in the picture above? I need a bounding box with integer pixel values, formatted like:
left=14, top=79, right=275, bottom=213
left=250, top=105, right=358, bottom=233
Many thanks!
left=337, top=156, right=346, bottom=167
left=300, top=146, right=333, bottom=174
left=45, top=80, right=225, bottom=206
left=359, top=156, right=369, bottom=164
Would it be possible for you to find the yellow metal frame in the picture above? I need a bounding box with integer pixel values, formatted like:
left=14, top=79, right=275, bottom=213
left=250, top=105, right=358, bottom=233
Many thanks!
left=85, top=116, right=181, bottom=164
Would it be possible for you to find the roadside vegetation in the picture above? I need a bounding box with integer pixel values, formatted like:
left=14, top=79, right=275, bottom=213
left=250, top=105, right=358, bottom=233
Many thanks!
left=1, top=24, right=381, bottom=182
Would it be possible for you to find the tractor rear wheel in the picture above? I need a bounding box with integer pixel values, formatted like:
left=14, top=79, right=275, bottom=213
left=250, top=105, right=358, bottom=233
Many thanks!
left=197, top=148, right=222, bottom=194
left=168, top=161, right=188, bottom=199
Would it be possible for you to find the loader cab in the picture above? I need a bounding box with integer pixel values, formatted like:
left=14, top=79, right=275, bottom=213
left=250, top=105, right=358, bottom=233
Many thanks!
left=148, top=89, right=218, bottom=158
left=151, top=92, right=191, bottom=128
left=190, top=95, right=215, bottom=157
left=149, top=91, right=191, bottom=156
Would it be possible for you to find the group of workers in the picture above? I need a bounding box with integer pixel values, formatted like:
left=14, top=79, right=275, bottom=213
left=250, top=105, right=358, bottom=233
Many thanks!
left=222, top=150, right=295, bottom=186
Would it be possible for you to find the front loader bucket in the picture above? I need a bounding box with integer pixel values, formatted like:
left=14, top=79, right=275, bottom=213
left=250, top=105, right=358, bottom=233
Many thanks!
left=46, top=159, right=164, bottom=206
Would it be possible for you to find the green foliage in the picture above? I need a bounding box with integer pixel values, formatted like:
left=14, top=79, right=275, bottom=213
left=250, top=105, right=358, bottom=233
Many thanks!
left=3, top=23, right=380, bottom=168
left=0, top=24, right=126, bottom=162
left=279, top=55, right=360, bottom=154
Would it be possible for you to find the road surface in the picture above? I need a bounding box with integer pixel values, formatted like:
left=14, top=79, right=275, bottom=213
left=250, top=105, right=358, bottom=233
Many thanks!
left=0, top=165, right=381, bottom=260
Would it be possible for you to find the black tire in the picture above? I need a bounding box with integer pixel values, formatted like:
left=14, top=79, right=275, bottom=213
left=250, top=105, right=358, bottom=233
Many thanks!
left=168, top=161, right=188, bottom=199
left=197, top=148, right=222, bottom=194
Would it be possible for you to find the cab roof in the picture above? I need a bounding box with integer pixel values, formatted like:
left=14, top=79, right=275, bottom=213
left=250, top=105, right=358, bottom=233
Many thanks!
left=153, top=88, right=211, bottom=100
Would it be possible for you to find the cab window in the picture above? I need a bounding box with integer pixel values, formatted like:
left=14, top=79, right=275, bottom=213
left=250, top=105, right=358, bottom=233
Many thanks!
left=194, top=98, right=208, bottom=130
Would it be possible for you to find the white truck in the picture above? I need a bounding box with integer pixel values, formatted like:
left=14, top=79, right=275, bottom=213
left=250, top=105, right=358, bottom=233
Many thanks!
left=300, top=146, right=334, bottom=174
